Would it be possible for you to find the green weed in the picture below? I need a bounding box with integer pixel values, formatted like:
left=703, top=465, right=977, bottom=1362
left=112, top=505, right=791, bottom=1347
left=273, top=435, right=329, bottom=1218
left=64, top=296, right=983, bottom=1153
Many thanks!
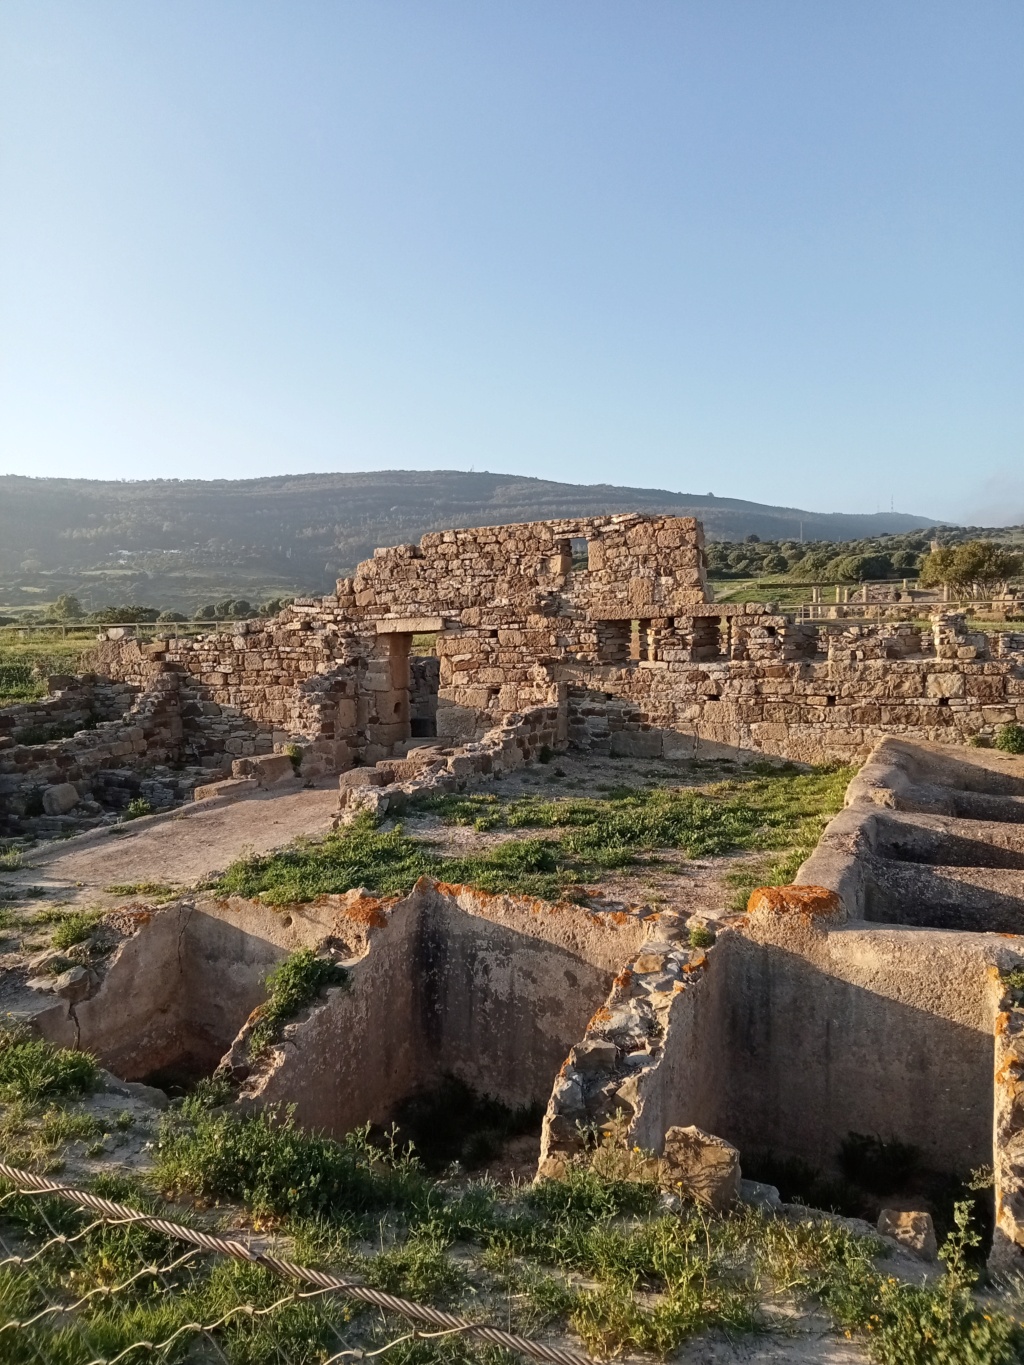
left=103, top=881, right=179, bottom=901
left=363, top=1222, right=466, bottom=1301
left=217, top=765, right=853, bottom=906
left=155, top=1106, right=426, bottom=1219
left=0, top=846, right=22, bottom=871
left=124, top=796, right=153, bottom=820
left=0, top=1024, right=98, bottom=1101
left=247, top=948, right=349, bottom=1056
left=51, top=909, right=104, bottom=949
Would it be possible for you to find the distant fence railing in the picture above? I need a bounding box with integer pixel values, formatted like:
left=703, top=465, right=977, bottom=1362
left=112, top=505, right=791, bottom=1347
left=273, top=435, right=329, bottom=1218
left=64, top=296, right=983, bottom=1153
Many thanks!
left=0, top=620, right=253, bottom=641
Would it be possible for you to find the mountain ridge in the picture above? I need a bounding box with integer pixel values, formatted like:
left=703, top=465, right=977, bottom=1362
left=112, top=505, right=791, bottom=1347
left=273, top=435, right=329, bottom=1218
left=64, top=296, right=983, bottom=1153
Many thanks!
left=0, top=469, right=943, bottom=609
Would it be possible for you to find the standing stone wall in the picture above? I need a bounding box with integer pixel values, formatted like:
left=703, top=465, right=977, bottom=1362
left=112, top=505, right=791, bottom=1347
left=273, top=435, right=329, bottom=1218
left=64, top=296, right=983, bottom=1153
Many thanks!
left=6, top=514, right=1024, bottom=834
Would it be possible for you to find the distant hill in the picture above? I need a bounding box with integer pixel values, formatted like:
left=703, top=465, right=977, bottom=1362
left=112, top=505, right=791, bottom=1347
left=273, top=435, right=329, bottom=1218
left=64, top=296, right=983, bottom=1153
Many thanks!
left=0, top=470, right=941, bottom=612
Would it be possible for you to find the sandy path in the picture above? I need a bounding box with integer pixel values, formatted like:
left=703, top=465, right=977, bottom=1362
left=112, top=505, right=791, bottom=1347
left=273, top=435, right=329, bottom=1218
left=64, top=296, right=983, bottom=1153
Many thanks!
left=14, top=783, right=340, bottom=903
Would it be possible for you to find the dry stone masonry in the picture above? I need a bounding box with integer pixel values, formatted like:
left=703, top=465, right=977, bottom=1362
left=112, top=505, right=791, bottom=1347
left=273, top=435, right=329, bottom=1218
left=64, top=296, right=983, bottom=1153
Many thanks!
left=4, top=512, right=1024, bottom=835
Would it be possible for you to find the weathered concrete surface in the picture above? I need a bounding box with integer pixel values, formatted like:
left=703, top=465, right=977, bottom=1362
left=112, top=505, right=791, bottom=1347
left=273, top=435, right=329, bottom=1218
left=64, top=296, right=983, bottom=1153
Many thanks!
left=240, top=879, right=651, bottom=1136
left=11, top=782, right=340, bottom=906
left=31, top=895, right=348, bottom=1082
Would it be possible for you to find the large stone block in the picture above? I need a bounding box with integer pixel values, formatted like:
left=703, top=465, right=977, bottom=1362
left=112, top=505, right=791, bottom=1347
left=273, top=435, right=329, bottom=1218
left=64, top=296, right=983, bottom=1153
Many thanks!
left=609, top=729, right=663, bottom=758
left=659, top=1125, right=741, bottom=1212
left=42, top=782, right=79, bottom=815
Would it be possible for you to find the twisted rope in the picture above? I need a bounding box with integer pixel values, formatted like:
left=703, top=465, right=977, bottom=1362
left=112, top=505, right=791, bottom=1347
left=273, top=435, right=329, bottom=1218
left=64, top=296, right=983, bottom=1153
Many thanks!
left=0, top=1162, right=592, bottom=1365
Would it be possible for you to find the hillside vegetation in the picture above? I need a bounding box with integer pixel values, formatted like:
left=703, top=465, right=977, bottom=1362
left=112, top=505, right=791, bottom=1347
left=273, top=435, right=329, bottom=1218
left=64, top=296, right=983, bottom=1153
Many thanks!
left=0, top=471, right=935, bottom=613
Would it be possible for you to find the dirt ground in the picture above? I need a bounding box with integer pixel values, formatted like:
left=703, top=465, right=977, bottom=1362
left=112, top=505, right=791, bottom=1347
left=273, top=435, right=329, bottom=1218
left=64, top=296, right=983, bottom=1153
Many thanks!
left=2, top=749, right=771, bottom=928
left=399, top=748, right=772, bottom=923
left=3, top=779, right=341, bottom=913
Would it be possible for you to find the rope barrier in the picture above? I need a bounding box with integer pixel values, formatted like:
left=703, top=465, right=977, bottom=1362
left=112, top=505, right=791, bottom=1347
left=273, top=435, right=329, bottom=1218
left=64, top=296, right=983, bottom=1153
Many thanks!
left=0, top=1161, right=593, bottom=1365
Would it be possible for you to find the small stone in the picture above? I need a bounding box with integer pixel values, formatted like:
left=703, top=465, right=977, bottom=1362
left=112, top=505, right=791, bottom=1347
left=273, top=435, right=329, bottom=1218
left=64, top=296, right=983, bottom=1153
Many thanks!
left=634, top=952, right=666, bottom=974
left=877, top=1209, right=937, bottom=1261
left=739, top=1178, right=782, bottom=1212
left=660, top=1125, right=741, bottom=1212
left=52, top=965, right=95, bottom=1003
left=572, top=1039, right=618, bottom=1074
left=98, top=1071, right=169, bottom=1109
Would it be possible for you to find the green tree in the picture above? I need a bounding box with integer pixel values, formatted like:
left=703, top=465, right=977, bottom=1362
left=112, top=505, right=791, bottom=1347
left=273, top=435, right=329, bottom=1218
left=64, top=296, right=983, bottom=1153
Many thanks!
left=919, top=541, right=1022, bottom=595
left=88, top=605, right=160, bottom=623
left=51, top=594, right=84, bottom=620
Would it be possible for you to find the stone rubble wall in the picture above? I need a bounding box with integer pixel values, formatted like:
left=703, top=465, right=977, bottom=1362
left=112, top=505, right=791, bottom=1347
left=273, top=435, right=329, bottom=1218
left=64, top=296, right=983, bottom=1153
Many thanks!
left=7, top=515, right=1024, bottom=832
left=336, top=704, right=566, bottom=822
left=0, top=671, right=212, bottom=837
left=0, top=674, right=136, bottom=746
left=563, top=612, right=1024, bottom=764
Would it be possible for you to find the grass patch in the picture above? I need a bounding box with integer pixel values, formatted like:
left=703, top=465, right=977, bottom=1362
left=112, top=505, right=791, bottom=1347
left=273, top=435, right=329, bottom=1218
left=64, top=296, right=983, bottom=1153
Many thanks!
left=0, top=1023, right=98, bottom=1102
left=0, top=846, right=23, bottom=871
left=7, top=1092, right=1023, bottom=1362
left=247, top=948, right=349, bottom=1056
left=103, top=881, right=179, bottom=901
left=0, top=638, right=91, bottom=705
left=217, top=765, right=853, bottom=906
left=51, top=908, right=104, bottom=950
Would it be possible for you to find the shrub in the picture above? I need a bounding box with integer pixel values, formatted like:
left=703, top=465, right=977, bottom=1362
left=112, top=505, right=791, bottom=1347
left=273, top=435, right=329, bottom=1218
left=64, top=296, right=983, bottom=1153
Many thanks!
left=124, top=797, right=153, bottom=820
left=393, top=1074, right=542, bottom=1172
left=51, top=909, right=103, bottom=949
left=247, top=948, right=348, bottom=1056
left=88, top=605, right=160, bottom=623
left=995, top=723, right=1024, bottom=755
left=155, top=1106, right=424, bottom=1218
left=688, top=923, right=714, bottom=949
left=0, top=1023, right=98, bottom=1100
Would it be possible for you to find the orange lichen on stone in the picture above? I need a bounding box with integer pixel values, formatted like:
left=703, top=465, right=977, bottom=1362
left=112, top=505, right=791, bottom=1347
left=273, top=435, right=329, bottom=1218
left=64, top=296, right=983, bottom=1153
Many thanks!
left=747, top=884, right=843, bottom=918
left=342, top=896, right=391, bottom=928
left=588, top=1006, right=613, bottom=1027
left=613, top=968, right=633, bottom=991
left=683, top=954, right=708, bottom=973
left=997, top=1011, right=1012, bottom=1035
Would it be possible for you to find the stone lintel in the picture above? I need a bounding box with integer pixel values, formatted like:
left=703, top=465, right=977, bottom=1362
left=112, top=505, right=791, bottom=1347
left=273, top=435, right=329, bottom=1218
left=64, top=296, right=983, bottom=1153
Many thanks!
left=375, top=616, right=445, bottom=635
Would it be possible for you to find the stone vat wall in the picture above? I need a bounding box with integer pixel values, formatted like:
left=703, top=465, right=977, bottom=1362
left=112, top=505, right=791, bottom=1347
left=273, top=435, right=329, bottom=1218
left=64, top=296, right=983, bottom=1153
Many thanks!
left=240, top=879, right=651, bottom=1137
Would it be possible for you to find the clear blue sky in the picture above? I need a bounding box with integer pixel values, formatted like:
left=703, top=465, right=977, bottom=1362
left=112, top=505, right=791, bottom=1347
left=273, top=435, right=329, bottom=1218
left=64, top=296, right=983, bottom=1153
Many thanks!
left=1, top=2, right=1021, bottom=522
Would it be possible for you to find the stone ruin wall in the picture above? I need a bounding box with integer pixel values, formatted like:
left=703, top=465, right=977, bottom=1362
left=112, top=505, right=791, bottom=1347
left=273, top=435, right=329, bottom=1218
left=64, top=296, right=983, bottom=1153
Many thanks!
left=4, top=512, right=1024, bottom=835
left=338, top=512, right=1024, bottom=762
